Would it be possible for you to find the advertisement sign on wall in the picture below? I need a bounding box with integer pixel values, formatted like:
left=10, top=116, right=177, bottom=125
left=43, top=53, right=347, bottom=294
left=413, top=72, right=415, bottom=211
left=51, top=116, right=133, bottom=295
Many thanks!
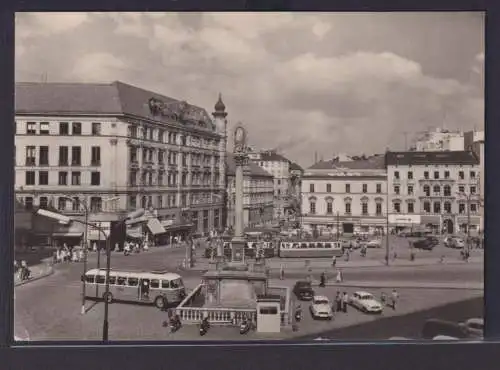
left=388, top=215, right=421, bottom=225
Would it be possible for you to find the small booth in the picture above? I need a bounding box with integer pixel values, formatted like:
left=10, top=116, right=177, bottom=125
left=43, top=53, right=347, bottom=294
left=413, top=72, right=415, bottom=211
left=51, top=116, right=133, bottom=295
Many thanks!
left=256, top=294, right=282, bottom=333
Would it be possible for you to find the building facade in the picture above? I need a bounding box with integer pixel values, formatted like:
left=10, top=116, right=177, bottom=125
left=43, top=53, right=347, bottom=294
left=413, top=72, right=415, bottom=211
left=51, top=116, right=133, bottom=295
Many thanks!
left=301, top=155, right=387, bottom=236
left=385, top=151, right=482, bottom=234
left=248, top=150, right=291, bottom=221
left=226, top=153, right=274, bottom=229
left=15, top=81, right=227, bottom=238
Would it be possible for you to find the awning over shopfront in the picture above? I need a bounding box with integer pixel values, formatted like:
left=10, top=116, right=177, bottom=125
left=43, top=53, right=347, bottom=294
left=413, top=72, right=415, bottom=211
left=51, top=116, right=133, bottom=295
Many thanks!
left=162, top=222, right=193, bottom=232
left=87, top=230, right=110, bottom=241
left=126, top=223, right=143, bottom=240
left=147, top=218, right=166, bottom=235
left=51, top=223, right=84, bottom=238
left=125, top=215, right=149, bottom=225
left=52, top=232, right=84, bottom=238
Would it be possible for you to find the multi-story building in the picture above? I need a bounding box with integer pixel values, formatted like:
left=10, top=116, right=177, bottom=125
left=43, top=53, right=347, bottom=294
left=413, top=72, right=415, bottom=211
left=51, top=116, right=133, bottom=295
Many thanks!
left=287, top=162, right=303, bottom=222
left=464, top=131, right=485, bottom=233
left=413, top=128, right=465, bottom=151
left=225, top=153, right=274, bottom=229
left=385, top=151, right=481, bottom=234
left=15, top=81, right=227, bottom=240
left=248, top=149, right=291, bottom=221
left=301, top=155, right=387, bottom=236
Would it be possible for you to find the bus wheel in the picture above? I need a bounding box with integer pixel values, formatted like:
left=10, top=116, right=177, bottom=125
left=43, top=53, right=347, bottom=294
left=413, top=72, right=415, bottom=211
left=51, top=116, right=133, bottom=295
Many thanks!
left=155, top=296, right=166, bottom=309
left=103, top=292, right=113, bottom=303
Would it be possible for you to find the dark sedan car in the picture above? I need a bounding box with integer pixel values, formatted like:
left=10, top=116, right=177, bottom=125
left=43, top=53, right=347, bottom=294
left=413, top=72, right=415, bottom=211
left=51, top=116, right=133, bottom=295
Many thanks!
left=412, top=238, right=435, bottom=250
left=293, top=281, right=315, bottom=301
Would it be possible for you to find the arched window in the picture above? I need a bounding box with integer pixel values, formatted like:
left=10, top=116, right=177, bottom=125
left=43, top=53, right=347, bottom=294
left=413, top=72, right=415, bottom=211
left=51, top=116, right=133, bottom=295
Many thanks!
left=309, top=197, right=316, bottom=214
left=443, top=185, right=451, bottom=197
left=423, top=185, right=430, bottom=196
left=325, top=197, right=333, bottom=214
left=444, top=201, right=452, bottom=214
left=433, top=185, right=440, bottom=195
left=433, top=201, right=441, bottom=214
left=423, top=201, right=431, bottom=213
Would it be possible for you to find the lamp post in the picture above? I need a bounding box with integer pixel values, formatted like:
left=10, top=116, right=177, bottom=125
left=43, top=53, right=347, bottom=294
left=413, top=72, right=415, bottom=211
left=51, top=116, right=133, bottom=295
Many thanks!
left=385, top=187, right=390, bottom=266
left=37, top=207, right=145, bottom=342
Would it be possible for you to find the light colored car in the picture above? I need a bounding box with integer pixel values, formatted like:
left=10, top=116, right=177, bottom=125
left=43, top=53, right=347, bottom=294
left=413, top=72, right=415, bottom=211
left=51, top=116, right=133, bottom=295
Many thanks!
left=459, top=318, right=483, bottom=338
left=366, top=239, right=382, bottom=248
left=349, top=291, right=383, bottom=313
left=309, top=295, right=334, bottom=320
left=432, top=335, right=459, bottom=340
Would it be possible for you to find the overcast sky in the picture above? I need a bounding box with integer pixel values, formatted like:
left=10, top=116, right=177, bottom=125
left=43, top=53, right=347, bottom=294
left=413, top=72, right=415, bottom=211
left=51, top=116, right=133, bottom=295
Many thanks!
left=15, top=12, right=484, bottom=167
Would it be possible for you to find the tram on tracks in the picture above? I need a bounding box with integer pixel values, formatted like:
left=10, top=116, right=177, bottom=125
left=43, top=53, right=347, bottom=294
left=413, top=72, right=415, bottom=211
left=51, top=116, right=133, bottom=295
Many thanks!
left=278, top=239, right=343, bottom=258
left=204, top=236, right=277, bottom=259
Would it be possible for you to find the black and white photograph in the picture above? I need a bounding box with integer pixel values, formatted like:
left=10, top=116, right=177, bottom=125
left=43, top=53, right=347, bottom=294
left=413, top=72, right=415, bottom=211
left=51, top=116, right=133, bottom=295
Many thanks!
left=13, top=11, right=484, bottom=342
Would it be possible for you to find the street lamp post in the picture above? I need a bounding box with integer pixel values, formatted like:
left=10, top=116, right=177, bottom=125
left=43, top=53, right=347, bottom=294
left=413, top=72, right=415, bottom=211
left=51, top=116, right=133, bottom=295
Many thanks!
left=385, top=187, right=390, bottom=266
left=60, top=196, right=89, bottom=315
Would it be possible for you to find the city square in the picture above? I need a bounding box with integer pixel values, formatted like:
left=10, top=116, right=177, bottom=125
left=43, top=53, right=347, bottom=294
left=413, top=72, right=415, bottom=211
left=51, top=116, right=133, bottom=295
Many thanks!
left=14, top=12, right=484, bottom=342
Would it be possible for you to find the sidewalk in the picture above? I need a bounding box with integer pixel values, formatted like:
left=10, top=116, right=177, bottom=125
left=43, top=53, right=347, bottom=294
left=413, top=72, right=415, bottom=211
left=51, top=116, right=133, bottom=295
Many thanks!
left=302, top=280, right=484, bottom=290
left=188, top=256, right=482, bottom=272
left=14, top=259, right=54, bottom=287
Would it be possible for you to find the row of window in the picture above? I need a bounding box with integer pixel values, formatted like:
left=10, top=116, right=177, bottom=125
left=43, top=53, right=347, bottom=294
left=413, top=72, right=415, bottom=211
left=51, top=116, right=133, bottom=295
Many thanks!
left=23, top=196, right=103, bottom=212
left=85, top=274, right=181, bottom=288
left=129, top=193, right=216, bottom=209
left=309, top=202, right=383, bottom=216
left=22, top=121, right=101, bottom=136
left=393, top=185, right=477, bottom=196
left=129, top=147, right=219, bottom=167
left=309, top=183, right=383, bottom=194
left=128, top=170, right=219, bottom=187
left=393, top=170, right=477, bottom=180
left=25, top=171, right=100, bottom=186
left=393, top=201, right=479, bottom=214
left=308, top=201, right=479, bottom=216
left=22, top=146, right=100, bottom=167
left=128, top=126, right=220, bottom=149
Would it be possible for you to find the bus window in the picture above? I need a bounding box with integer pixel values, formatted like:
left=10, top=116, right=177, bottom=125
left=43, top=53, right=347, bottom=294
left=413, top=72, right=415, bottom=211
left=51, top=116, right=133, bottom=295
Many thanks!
left=151, top=279, right=160, bottom=289
left=325, top=243, right=332, bottom=248
left=96, top=275, right=105, bottom=284
left=128, top=277, right=139, bottom=287
left=300, top=243, right=308, bottom=249
left=108, top=276, right=116, bottom=285
left=293, top=243, right=299, bottom=249
left=117, top=276, right=126, bottom=286
left=85, top=275, right=95, bottom=283
left=161, top=280, right=170, bottom=289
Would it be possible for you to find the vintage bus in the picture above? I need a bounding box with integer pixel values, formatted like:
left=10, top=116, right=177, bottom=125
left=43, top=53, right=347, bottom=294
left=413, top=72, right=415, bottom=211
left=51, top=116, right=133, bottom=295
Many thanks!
left=278, top=240, right=343, bottom=258
left=82, top=268, right=186, bottom=309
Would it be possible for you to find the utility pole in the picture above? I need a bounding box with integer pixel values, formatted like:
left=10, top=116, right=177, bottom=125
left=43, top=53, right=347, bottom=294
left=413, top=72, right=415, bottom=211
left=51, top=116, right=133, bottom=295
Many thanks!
left=336, top=211, right=340, bottom=240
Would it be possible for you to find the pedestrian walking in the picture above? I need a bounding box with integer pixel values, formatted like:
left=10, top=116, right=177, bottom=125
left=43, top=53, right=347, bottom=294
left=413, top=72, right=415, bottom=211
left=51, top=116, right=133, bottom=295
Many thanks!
left=335, top=291, right=342, bottom=312
left=331, top=255, right=337, bottom=268
left=336, top=269, right=343, bottom=283
left=92, top=242, right=97, bottom=252
left=391, top=289, right=399, bottom=310
left=380, top=292, right=387, bottom=307
left=342, top=292, right=349, bottom=313
left=319, top=272, right=326, bottom=287
left=280, top=263, right=285, bottom=280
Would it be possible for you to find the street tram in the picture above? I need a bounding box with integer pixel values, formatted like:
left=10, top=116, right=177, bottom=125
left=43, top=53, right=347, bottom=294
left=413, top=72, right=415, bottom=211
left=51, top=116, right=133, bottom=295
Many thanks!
left=278, top=239, right=343, bottom=258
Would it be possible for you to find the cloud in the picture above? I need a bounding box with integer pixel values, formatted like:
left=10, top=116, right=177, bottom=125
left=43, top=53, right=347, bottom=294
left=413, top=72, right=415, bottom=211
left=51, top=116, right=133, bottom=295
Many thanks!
left=70, top=52, right=127, bottom=81
left=15, top=12, right=484, bottom=166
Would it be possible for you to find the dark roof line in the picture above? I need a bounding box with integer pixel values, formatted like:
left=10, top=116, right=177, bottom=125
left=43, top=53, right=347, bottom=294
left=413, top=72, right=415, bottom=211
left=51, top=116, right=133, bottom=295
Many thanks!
left=385, top=151, right=479, bottom=165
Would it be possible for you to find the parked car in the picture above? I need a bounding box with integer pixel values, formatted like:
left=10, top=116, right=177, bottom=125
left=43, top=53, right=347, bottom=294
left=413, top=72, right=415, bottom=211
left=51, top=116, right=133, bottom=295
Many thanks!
left=444, top=237, right=465, bottom=249
left=412, top=238, right=435, bottom=250
left=422, top=319, right=470, bottom=339
left=293, top=280, right=315, bottom=301
left=366, top=239, right=382, bottom=248
left=349, top=291, right=383, bottom=314
left=309, top=295, right=334, bottom=320
left=459, top=318, right=483, bottom=338
left=426, top=236, right=439, bottom=246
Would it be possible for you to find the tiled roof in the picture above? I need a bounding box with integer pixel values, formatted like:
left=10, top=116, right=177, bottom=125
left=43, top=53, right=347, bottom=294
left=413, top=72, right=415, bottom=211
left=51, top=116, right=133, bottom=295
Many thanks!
left=259, top=151, right=290, bottom=162
left=289, top=162, right=303, bottom=171
left=226, top=152, right=273, bottom=178
left=309, top=155, right=386, bottom=170
left=385, top=151, right=479, bottom=165
left=15, top=81, right=214, bottom=131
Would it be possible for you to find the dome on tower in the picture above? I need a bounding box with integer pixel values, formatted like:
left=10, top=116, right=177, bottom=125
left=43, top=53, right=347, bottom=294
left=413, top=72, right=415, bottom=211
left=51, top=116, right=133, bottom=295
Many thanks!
left=214, top=93, right=226, bottom=112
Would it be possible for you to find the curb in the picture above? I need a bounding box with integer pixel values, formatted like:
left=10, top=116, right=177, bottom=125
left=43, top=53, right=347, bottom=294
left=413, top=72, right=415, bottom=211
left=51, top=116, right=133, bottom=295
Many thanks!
left=14, top=266, right=55, bottom=287
left=307, top=281, right=484, bottom=291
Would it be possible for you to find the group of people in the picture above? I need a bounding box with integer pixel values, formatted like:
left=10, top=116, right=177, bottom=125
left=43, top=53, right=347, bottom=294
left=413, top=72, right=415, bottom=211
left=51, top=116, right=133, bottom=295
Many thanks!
left=123, top=240, right=150, bottom=255
left=14, top=260, right=31, bottom=281
left=53, top=244, right=84, bottom=264
left=380, top=289, right=399, bottom=310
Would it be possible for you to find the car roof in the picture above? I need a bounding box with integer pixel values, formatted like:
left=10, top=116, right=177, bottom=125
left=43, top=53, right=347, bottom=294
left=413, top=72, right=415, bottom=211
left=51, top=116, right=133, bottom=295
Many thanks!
left=466, top=318, right=484, bottom=325
left=354, top=291, right=373, bottom=296
left=313, top=295, right=329, bottom=301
